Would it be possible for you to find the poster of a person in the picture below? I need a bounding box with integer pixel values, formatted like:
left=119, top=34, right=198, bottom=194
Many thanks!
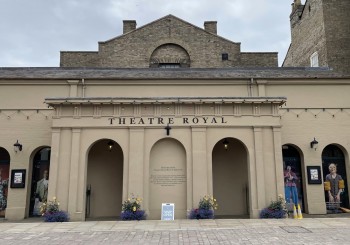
left=324, top=163, right=344, bottom=204
left=0, top=168, right=9, bottom=213
left=33, top=170, right=49, bottom=216
left=284, top=165, right=299, bottom=205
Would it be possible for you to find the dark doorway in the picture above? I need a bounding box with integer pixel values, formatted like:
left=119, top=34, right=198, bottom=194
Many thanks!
left=212, top=138, right=248, bottom=218
left=29, top=147, right=51, bottom=216
left=86, top=139, right=123, bottom=220
left=0, top=147, right=10, bottom=217
left=282, top=145, right=305, bottom=212
left=322, top=145, right=349, bottom=211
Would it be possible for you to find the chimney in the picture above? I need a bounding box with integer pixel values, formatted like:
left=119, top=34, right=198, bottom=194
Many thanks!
left=292, top=0, right=302, bottom=11
left=123, top=20, right=137, bottom=34
left=204, top=21, right=217, bottom=35
left=290, top=0, right=304, bottom=27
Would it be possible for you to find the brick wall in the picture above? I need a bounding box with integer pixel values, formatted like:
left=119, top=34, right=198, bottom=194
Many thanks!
left=283, top=0, right=328, bottom=68
left=323, top=0, right=350, bottom=73
left=283, top=0, right=350, bottom=74
left=60, top=15, right=278, bottom=68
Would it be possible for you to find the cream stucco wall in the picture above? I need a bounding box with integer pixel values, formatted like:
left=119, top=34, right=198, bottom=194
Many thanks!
left=0, top=77, right=349, bottom=220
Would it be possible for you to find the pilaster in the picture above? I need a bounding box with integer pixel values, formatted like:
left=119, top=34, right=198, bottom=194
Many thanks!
left=68, top=128, right=82, bottom=220
left=128, top=128, right=145, bottom=197
left=191, top=127, right=208, bottom=206
left=253, top=127, right=266, bottom=210
left=47, top=128, right=61, bottom=200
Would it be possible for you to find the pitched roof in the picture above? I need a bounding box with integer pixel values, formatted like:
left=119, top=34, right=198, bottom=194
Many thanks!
left=100, top=14, right=240, bottom=46
left=0, top=67, right=348, bottom=80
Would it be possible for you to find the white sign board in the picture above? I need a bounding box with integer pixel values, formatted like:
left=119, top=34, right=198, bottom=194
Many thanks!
left=161, top=203, right=175, bottom=220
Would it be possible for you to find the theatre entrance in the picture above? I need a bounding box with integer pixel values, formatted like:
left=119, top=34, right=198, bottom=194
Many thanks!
left=212, top=138, right=248, bottom=218
left=29, top=147, right=51, bottom=217
left=86, top=139, right=123, bottom=219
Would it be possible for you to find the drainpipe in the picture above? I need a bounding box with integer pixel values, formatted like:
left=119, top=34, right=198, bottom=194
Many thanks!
left=82, top=78, right=86, bottom=98
left=248, top=78, right=254, bottom=97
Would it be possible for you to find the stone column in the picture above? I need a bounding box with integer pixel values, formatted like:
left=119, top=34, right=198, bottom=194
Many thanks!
left=67, top=128, right=82, bottom=220
left=127, top=128, right=145, bottom=197
left=273, top=127, right=284, bottom=197
left=191, top=127, right=208, bottom=206
left=47, top=128, right=61, bottom=200
left=253, top=127, right=266, bottom=213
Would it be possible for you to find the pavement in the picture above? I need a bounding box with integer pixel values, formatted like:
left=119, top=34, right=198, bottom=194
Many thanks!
left=1, top=216, right=350, bottom=244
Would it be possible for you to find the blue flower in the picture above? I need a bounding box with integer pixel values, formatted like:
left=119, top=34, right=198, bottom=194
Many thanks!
left=121, top=210, right=146, bottom=221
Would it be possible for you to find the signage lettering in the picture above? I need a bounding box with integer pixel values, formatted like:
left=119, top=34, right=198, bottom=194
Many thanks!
left=108, top=116, right=227, bottom=126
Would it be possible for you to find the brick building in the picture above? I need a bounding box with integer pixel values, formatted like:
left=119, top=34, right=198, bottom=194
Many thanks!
left=0, top=12, right=349, bottom=221
left=60, top=15, right=278, bottom=68
left=283, top=0, right=350, bottom=73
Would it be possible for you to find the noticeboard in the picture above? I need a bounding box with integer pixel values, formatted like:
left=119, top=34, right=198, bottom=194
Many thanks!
left=161, top=203, right=175, bottom=220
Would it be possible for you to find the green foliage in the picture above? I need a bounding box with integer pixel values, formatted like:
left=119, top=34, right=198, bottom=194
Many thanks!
left=122, top=194, right=142, bottom=212
left=198, top=195, right=218, bottom=210
left=268, top=195, right=288, bottom=212
left=40, top=197, right=60, bottom=215
left=39, top=197, right=69, bottom=222
left=259, top=195, right=288, bottom=219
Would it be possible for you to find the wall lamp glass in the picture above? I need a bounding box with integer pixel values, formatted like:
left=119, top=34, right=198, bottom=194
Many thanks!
left=223, top=138, right=229, bottom=151
left=310, top=137, right=318, bottom=150
left=107, top=140, right=114, bottom=151
left=14, top=140, right=23, bottom=152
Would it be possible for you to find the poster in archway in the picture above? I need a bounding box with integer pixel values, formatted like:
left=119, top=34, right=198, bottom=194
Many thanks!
left=282, top=145, right=304, bottom=211
left=0, top=164, right=9, bottom=217
left=30, top=148, right=51, bottom=216
left=322, top=145, right=349, bottom=212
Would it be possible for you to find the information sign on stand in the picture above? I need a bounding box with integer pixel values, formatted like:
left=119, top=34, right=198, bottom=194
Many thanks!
left=161, top=203, right=175, bottom=220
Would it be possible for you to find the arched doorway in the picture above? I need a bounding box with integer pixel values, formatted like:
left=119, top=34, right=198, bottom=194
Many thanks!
left=282, top=145, right=305, bottom=212
left=322, top=144, right=349, bottom=211
left=86, top=139, right=123, bottom=219
left=30, top=147, right=51, bottom=216
left=0, top=147, right=10, bottom=217
left=212, top=138, right=248, bottom=217
left=149, top=138, right=187, bottom=219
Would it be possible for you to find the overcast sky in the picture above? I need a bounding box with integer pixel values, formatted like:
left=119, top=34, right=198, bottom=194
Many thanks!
left=0, top=0, right=298, bottom=67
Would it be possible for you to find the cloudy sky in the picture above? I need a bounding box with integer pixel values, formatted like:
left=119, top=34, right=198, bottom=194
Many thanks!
left=0, top=0, right=298, bottom=67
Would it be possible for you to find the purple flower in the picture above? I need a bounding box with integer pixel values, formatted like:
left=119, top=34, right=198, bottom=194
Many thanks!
left=189, top=209, right=214, bottom=219
left=43, top=211, right=69, bottom=222
left=121, top=210, right=146, bottom=221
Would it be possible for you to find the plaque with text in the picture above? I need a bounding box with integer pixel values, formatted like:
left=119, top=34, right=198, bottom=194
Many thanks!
left=161, top=203, right=175, bottom=220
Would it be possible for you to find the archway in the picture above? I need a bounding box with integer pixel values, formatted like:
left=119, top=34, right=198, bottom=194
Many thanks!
left=149, top=43, right=191, bottom=68
left=282, top=144, right=305, bottom=212
left=322, top=144, right=349, bottom=211
left=30, top=147, right=51, bottom=216
left=86, top=139, right=123, bottom=219
left=212, top=138, right=248, bottom=217
left=149, top=138, right=187, bottom=219
left=0, top=147, right=10, bottom=217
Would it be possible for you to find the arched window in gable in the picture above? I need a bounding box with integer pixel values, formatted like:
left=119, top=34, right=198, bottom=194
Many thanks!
left=150, top=44, right=190, bottom=68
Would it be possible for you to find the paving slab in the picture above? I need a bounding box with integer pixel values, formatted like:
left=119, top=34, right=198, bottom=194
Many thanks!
left=1, top=218, right=350, bottom=244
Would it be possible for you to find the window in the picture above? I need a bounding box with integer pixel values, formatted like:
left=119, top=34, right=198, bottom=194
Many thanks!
left=159, top=63, right=181, bottom=68
left=310, top=52, right=319, bottom=67
left=222, top=53, right=228, bottom=61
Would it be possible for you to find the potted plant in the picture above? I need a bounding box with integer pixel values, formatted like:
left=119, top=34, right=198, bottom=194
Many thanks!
left=259, top=195, right=288, bottom=219
left=40, top=197, right=69, bottom=222
left=189, top=195, right=218, bottom=219
left=120, top=194, right=146, bottom=221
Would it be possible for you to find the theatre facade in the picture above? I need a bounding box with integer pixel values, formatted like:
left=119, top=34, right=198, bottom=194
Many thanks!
left=0, top=15, right=349, bottom=221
